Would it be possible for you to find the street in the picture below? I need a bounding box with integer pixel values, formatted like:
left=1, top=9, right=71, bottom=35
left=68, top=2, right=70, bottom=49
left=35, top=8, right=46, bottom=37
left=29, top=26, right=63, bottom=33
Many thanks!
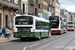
left=0, top=31, right=75, bottom=50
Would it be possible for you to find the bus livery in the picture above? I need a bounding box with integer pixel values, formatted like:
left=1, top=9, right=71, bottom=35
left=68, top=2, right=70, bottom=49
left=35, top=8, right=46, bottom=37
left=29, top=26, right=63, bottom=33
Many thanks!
left=14, top=14, right=51, bottom=40
left=49, top=16, right=64, bottom=34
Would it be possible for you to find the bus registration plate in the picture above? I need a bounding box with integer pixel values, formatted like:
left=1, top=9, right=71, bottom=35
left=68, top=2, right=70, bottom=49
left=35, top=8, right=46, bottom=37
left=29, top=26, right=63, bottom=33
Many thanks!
left=53, top=32, right=56, bottom=34
left=22, top=36, right=26, bottom=37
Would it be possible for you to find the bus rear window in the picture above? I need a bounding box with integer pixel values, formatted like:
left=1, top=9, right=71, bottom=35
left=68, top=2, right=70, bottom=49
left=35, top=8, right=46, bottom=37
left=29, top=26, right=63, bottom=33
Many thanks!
left=15, top=16, right=33, bottom=25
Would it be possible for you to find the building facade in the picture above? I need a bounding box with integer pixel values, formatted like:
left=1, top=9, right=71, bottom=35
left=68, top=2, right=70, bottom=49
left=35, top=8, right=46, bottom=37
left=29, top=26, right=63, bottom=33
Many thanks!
left=20, top=0, right=28, bottom=14
left=55, top=0, right=61, bottom=16
left=28, top=0, right=38, bottom=16
left=0, top=0, right=19, bottom=29
left=38, top=0, right=48, bottom=19
left=61, top=9, right=69, bottom=22
left=48, top=0, right=56, bottom=16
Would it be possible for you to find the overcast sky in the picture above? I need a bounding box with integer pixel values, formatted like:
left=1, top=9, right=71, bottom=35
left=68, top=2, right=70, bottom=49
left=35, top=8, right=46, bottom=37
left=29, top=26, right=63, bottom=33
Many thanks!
left=59, top=0, right=75, bottom=12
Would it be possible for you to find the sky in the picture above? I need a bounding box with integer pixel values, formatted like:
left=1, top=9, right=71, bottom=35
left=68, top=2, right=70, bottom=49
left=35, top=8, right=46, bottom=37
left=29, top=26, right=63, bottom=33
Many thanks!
left=59, top=0, right=75, bottom=12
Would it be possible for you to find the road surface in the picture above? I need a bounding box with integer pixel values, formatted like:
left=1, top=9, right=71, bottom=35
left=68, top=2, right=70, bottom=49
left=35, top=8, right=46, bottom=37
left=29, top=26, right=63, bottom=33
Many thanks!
left=0, top=31, right=75, bottom=50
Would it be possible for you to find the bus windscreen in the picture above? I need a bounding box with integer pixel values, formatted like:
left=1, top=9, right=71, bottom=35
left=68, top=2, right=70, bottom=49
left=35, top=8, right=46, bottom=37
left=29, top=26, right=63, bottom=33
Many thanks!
left=15, top=16, right=33, bottom=25
left=49, top=16, right=59, bottom=28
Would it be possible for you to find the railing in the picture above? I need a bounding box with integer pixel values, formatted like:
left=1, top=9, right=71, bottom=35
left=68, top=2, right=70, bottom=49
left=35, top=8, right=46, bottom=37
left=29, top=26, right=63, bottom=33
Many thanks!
left=9, top=2, right=19, bottom=9
left=0, top=0, right=19, bottom=9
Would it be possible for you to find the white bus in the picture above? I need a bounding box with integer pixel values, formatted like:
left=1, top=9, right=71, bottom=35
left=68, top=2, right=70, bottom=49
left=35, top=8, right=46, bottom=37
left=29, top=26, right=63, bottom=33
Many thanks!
left=14, top=14, right=51, bottom=40
left=49, top=16, right=64, bottom=34
left=67, top=21, right=74, bottom=31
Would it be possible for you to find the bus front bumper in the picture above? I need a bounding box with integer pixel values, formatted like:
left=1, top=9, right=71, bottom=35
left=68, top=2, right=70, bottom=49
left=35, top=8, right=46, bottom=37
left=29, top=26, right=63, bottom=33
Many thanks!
left=51, top=30, right=62, bottom=34
left=67, top=29, right=74, bottom=31
left=14, top=32, right=36, bottom=38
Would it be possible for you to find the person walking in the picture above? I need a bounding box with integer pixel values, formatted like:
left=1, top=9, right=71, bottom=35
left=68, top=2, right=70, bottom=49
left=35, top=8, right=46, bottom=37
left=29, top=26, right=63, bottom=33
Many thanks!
left=0, top=28, right=2, bottom=37
left=2, top=28, right=5, bottom=37
left=10, top=28, right=13, bottom=38
left=6, top=27, right=10, bottom=39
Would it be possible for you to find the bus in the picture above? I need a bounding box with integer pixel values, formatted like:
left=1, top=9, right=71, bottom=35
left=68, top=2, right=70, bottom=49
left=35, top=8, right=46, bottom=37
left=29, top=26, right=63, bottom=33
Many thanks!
left=67, top=21, right=74, bottom=31
left=49, top=16, right=64, bottom=34
left=14, top=14, right=51, bottom=40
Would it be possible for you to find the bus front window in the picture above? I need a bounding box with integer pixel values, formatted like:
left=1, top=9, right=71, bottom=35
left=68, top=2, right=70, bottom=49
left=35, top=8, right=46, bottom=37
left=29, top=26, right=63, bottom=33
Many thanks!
left=49, top=16, right=59, bottom=28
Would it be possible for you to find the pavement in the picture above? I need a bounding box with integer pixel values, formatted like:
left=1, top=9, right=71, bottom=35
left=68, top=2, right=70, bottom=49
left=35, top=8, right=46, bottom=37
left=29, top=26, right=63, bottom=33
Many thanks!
left=0, top=35, right=19, bottom=44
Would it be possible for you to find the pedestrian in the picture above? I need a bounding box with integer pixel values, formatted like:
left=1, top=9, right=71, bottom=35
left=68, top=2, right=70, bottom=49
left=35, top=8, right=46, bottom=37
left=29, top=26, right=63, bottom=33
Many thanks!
left=6, top=27, right=10, bottom=39
left=2, top=28, right=5, bottom=38
left=0, top=28, right=2, bottom=37
left=10, top=28, right=13, bottom=38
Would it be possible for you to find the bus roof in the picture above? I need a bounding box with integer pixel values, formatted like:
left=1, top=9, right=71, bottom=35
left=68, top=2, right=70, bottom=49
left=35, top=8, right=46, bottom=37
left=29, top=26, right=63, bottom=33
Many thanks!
left=15, top=14, right=49, bottom=23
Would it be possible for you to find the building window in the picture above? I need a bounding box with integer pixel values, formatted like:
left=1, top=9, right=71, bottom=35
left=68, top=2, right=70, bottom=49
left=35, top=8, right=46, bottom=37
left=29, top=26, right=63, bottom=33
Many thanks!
left=10, top=0, right=14, bottom=3
left=23, top=3, right=25, bottom=14
left=49, top=6, right=52, bottom=12
left=35, top=8, right=37, bottom=16
left=52, top=8, right=55, bottom=14
left=39, top=4, right=43, bottom=9
left=38, top=13, right=47, bottom=19
left=10, top=0, right=12, bottom=2
left=0, top=13, right=1, bottom=28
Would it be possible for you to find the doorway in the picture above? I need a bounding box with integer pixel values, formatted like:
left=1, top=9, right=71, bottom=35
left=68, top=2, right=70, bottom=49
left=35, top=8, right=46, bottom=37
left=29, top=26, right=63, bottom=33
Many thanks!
left=5, top=15, right=8, bottom=27
left=0, top=13, right=1, bottom=28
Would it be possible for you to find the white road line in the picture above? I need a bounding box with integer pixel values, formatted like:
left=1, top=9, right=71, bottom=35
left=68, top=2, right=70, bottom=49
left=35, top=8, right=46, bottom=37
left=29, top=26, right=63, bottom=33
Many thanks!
left=43, top=40, right=49, bottom=42
left=23, top=47, right=27, bottom=50
left=51, top=38, right=55, bottom=39
left=70, top=46, right=75, bottom=50
left=36, top=33, right=74, bottom=50
left=30, top=43, right=40, bottom=47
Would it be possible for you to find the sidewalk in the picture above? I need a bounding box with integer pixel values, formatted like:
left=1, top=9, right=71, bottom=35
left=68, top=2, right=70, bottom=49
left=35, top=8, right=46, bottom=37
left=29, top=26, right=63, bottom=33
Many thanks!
left=0, top=35, right=20, bottom=44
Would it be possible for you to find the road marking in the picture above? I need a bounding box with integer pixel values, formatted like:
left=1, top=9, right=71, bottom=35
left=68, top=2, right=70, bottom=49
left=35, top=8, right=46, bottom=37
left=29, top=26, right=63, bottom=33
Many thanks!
left=23, top=47, right=27, bottom=50
left=30, top=43, right=40, bottom=47
left=50, top=38, right=55, bottom=40
left=36, top=33, right=74, bottom=50
left=0, top=42, right=15, bottom=45
left=43, top=40, right=49, bottom=42
left=70, top=46, right=75, bottom=50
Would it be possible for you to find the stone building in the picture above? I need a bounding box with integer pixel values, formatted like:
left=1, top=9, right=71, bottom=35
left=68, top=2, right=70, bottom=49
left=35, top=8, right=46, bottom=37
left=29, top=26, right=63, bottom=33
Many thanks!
left=28, top=0, right=38, bottom=16
left=38, top=0, right=48, bottom=19
left=38, top=0, right=56, bottom=19
left=48, top=0, right=56, bottom=16
left=55, top=0, right=61, bottom=16
left=0, top=0, right=19, bottom=29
